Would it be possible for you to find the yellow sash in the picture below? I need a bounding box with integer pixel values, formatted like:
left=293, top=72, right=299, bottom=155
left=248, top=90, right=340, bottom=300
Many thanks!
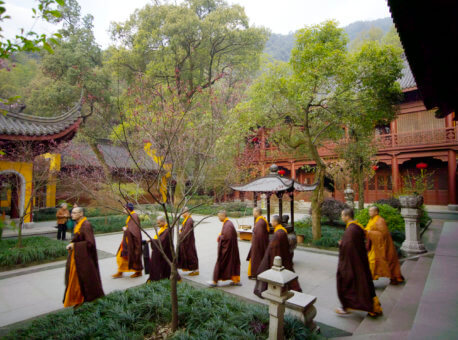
left=274, top=225, right=288, bottom=234
left=154, top=224, right=168, bottom=239
left=180, top=215, right=190, bottom=233
left=365, top=215, right=379, bottom=231
left=346, top=220, right=364, bottom=230
left=74, top=217, right=87, bottom=234
left=256, top=216, right=270, bottom=232
left=125, top=210, right=136, bottom=229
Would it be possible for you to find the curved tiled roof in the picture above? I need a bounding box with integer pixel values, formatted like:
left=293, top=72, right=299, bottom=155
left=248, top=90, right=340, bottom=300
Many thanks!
left=399, top=59, right=417, bottom=90
left=0, top=101, right=81, bottom=139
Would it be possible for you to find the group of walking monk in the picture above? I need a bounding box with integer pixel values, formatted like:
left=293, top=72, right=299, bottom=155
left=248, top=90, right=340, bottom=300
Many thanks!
left=63, top=202, right=404, bottom=321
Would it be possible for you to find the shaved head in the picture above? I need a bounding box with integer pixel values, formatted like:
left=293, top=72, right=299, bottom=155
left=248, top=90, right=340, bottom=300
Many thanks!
left=73, top=207, right=83, bottom=214
left=217, top=210, right=227, bottom=222
left=157, top=216, right=166, bottom=223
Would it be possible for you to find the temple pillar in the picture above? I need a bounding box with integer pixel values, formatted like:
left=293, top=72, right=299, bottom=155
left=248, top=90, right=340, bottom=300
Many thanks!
left=448, top=150, right=457, bottom=205
left=392, top=155, right=400, bottom=194
left=290, top=162, right=296, bottom=179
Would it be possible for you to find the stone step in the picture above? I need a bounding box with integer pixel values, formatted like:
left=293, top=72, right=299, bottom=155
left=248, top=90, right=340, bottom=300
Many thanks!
left=354, top=256, right=433, bottom=335
left=351, top=259, right=417, bottom=335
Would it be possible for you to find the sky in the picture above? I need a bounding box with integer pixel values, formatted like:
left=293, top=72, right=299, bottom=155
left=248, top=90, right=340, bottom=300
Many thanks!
left=2, top=0, right=391, bottom=49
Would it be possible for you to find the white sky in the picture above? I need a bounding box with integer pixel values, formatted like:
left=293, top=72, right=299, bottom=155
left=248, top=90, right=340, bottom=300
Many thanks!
left=2, top=0, right=391, bottom=49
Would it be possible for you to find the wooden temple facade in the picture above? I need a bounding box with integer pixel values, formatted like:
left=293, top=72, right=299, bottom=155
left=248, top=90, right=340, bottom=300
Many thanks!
left=242, top=62, right=457, bottom=206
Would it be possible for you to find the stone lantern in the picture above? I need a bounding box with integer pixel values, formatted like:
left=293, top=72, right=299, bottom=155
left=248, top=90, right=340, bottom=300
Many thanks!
left=257, top=256, right=298, bottom=340
left=344, top=184, right=355, bottom=209
left=399, top=195, right=427, bottom=254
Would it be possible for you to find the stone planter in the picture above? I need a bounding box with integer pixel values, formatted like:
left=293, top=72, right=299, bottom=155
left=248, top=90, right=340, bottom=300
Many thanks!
left=297, top=234, right=305, bottom=244
left=399, top=194, right=424, bottom=209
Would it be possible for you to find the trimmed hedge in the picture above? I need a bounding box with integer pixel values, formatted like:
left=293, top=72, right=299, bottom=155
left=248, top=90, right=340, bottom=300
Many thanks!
left=356, top=204, right=405, bottom=233
left=33, top=207, right=121, bottom=222
left=5, top=280, right=321, bottom=340
left=0, top=236, right=67, bottom=269
left=88, top=214, right=154, bottom=234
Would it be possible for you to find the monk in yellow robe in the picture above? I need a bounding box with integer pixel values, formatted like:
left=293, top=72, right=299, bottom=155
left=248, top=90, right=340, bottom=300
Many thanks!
left=112, top=203, right=143, bottom=278
left=63, top=207, right=104, bottom=308
left=365, top=206, right=404, bottom=284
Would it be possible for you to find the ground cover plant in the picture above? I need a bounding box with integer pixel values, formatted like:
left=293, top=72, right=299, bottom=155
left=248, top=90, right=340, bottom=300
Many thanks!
left=0, top=236, right=67, bottom=270
left=295, top=218, right=344, bottom=249
left=5, top=280, right=321, bottom=340
left=88, top=214, right=154, bottom=234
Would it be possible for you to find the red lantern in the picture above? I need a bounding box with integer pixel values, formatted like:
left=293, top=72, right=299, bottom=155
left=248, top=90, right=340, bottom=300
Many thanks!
left=416, top=162, right=428, bottom=169
left=252, top=137, right=259, bottom=143
left=278, top=169, right=286, bottom=176
left=372, top=165, right=379, bottom=171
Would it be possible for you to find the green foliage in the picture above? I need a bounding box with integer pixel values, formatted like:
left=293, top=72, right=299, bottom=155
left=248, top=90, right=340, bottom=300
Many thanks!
left=0, top=236, right=67, bottom=269
left=295, top=218, right=344, bottom=249
left=33, top=206, right=121, bottom=222
left=355, top=204, right=405, bottom=233
left=375, top=197, right=401, bottom=211
left=5, top=281, right=319, bottom=340
left=88, top=214, right=154, bottom=234
left=318, top=198, right=348, bottom=224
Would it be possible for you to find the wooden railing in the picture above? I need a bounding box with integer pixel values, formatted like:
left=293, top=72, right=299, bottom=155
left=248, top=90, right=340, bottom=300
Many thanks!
left=244, top=126, right=457, bottom=163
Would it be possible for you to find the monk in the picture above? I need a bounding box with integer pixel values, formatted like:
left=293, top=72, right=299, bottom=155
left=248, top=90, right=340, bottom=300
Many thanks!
left=209, top=211, right=241, bottom=287
left=247, top=207, right=270, bottom=280
left=112, top=203, right=143, bottom=279
left=254, top=215, right=302, bottom=298
left=147, top=216, right=172, bottom=282
left=365, top=206, right=404, bottom=285
left=63, top=207, right=104, bottom=308
left=178, top=207, right=199, bottom=276
left=336, top=208, right=382, bottom=317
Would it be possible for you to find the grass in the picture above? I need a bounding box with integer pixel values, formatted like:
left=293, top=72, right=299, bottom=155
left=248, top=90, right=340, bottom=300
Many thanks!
left=0, top=236, right=68, bottom=270
left=5, top=280, right=321, bottom=340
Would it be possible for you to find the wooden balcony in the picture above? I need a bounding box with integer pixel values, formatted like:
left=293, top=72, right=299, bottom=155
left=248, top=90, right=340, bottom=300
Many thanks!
left=245, top=126, right=458, bottom=163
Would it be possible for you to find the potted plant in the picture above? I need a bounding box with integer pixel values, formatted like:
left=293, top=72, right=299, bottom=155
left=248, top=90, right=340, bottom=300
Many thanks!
left=399, top=163, right=432, bottom=208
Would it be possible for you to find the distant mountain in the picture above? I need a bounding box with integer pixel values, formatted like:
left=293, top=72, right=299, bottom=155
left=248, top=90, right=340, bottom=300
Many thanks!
left=264, top=17, right=394, bottom=62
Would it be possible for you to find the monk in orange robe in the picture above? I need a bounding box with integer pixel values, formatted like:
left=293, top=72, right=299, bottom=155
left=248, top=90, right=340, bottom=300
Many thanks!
left=63, top=207, right=104, bottom=308
left=336, top=208, right=382, bottom=317
left=365, top=206, right=404, bottom=285
left=209, top=211, right=241, bottom=287
left=247, top=207, right=269, bottom=280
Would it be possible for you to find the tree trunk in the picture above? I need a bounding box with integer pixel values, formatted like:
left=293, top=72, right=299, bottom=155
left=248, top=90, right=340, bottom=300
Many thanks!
left=358, top=164, right=365, bottom=211
left=311, top=165, right=325, bottom=240
left=170, top=262, right=179, bottom=332
left=17, top=217, right=23, bottom=248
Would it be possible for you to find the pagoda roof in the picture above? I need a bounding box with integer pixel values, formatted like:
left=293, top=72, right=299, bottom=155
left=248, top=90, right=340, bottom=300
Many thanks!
left=0, top=101, right=82, bottom=141
left=230, top=164, right=317, bottom=193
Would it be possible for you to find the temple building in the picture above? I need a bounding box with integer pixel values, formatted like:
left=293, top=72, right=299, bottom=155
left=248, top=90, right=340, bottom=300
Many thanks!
left=0, top=101, right=82, bottom=223
left=243, top=61, right=457, bottom=206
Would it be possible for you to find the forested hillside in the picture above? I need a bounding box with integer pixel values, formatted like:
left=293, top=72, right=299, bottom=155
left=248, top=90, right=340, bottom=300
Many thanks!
left=264, top=17, right=394, bottom=61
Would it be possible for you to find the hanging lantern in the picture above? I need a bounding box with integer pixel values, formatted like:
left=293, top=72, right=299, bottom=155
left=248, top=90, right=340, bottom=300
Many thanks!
left=278, top=169, right=286, bottom=176
left=416, top=162, right=428, bottom=169
left=372, top=165, right=379, bottom=171
left=252, top=137, right=259, bottom=143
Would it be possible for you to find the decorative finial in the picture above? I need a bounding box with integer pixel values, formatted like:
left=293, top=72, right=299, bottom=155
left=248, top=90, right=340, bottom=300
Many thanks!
left=270, top=164, right=279, bottom=174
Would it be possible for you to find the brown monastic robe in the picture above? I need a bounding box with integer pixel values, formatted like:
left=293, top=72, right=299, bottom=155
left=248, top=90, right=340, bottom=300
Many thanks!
left=254, top=226, right=302, bottom=298
left=213, top=219, right=241, bottom=282
left=367, top=216, right=404, bottom=282
left=246, top=216, right=269, bottom=278
left=117, top=212, right=143, bottom=271
left=337, top=222, right=381, bottom=313
left=63, top=219, right=104, bottom=304
left=178, top=216, right=199, bottom=271
left=147, top=226, right=172, bottom=281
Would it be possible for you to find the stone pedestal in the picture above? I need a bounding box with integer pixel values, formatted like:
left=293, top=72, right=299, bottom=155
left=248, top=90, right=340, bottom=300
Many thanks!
left=400, top=207, right=426, bottom=254
left=258, top=256, right=297, bottom=340
left=344, top=184, right=354, bottom=209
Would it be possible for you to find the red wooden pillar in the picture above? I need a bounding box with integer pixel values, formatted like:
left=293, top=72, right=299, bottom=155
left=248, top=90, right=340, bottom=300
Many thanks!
left=392, top=155, right=400, bottom=194
left=290, top=162, right=296, bottom=179
left=448, top=150, right=457, bottom=204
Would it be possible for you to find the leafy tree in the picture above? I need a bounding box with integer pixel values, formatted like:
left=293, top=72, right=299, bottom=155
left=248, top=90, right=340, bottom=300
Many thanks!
left=244, top=21, right=402, bottom=240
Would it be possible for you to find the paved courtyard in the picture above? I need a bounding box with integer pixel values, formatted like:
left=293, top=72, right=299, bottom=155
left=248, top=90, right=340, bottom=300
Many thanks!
left=0, top=215, right=445, bottom=337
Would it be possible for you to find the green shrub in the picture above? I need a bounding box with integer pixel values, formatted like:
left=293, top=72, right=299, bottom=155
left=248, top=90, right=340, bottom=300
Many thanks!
left=88, top=214, right=154, bottom=234
left=356, top=204, right=405, bottom=233
left=5, top=281, right=320, bottom=340
left=0, top=237, right=67, bottom=269
left=295, top=218, right=344, bottom=248
left=375, top=197, right=401, bottom=211
left=419, top=205, right=431, bottom=229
